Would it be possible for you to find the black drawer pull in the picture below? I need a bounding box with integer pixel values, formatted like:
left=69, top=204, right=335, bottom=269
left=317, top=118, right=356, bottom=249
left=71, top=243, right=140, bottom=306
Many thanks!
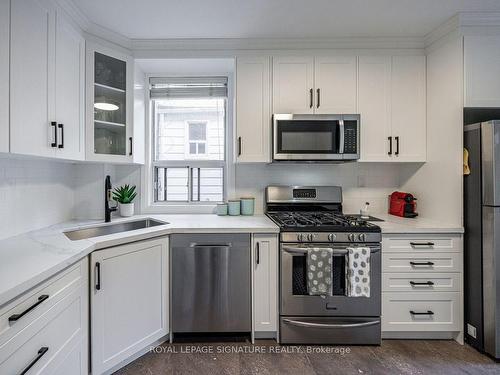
left=95, top=262, right=101, bottom=290
left=410, top=310, right=434, bottom=316
left=410, top=242, right=435, bottom=246
left=20, top=347, right=49, bottom=375
left=409, top=261, right=434, bottom=266
left=9, top=295, right=49, bottom=323
left=410, top=281, right=435, bottom=286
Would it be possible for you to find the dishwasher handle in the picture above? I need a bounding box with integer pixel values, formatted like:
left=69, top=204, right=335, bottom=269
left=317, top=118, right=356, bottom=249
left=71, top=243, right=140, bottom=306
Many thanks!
left=189, top=243, right=232, bottom=248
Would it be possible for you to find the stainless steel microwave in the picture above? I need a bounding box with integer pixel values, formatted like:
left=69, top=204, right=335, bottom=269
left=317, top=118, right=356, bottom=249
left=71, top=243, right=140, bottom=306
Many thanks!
left=272, top=114, right=360, bottom=162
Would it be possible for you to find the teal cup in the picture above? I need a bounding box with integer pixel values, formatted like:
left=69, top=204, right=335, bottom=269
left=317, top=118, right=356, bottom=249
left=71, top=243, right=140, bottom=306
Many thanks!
left=228, top=200, right=241, bottom=216
left=216, top=203, right=228, bottom=216
left=240, top=197, right=255, bottom=216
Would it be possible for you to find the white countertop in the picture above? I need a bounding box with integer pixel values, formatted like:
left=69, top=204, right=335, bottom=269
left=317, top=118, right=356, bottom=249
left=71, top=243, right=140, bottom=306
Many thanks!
left=0, top=212, right=463, bottom=307
left=0, top=214, right=279, bottom=307
left=359, top=213, right=464, bottom=234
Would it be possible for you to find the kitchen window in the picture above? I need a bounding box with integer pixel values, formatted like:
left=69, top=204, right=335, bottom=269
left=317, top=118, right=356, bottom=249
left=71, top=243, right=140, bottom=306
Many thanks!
left=149, top=77, right=228, bottom=205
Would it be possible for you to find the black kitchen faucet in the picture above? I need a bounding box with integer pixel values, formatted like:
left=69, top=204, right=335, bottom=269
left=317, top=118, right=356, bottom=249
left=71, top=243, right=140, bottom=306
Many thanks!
left=104, top=175, right=117, bottom=222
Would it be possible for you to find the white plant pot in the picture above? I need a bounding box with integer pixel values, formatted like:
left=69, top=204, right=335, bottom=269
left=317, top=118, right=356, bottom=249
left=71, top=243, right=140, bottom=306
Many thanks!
left=119, top=202, right=134, bottom=217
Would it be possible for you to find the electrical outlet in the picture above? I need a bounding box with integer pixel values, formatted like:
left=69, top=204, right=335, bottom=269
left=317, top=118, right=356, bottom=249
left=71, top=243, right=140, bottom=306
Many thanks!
left=467, top=323, right=477, bottom=338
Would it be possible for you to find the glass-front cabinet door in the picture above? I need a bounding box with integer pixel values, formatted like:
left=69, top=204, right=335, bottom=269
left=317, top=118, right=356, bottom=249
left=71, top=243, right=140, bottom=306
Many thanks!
left=87, top=43, right=132, bottom=162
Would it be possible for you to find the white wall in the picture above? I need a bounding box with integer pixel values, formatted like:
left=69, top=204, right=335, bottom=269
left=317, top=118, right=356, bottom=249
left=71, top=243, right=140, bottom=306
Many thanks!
left=235, top=163, right=401, bottom=214
left=400, top=36, right=463, bottom=225
left=0, top=157, right=75, bottom=240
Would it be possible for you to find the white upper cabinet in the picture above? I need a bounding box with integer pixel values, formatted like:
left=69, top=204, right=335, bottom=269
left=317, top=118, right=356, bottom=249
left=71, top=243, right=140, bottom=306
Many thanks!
left=10, top=0, right=85, bottom=160
left=359, top=55, right=426, bottom=162
left=273, top=57, right=315, bottom=114
left=391, top=55, right=426, bottom=162
left=236, top=57, right=271, bottom=163
left=10, top=0, right=55, bottom=158
left=314, top=56, right=357, bottom=114
left=359, top=56, right=392, bottom=161
left=54, top=10, right=85, bottom=160
left=86, top=42, right=136, bottom=163
left=0, top=0, right=8, bottom=153
left=464, top=35, right=500, bottom=107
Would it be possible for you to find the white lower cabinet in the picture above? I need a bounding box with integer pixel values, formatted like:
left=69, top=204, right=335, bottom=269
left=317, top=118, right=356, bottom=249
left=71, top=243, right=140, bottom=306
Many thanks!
left=252, top=234, right=278, bottom=334
left=381, top=233, right=463, bottom=341
left=90, top=237, right=169, bottom=375
left=0, top=259, right=88, bottom=375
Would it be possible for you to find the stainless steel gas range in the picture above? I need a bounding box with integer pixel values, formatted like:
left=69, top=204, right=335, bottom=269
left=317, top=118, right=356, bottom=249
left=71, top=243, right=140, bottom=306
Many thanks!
left=265, top=186, right=381, bottom=345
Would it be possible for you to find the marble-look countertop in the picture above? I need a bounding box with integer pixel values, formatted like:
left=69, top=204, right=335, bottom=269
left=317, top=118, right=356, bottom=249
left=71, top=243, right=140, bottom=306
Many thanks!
left=351, top=213, right=464, bottom=234
left=0, top=214, right=279, bottom=307
left=0, top=212, right=463, bottom=307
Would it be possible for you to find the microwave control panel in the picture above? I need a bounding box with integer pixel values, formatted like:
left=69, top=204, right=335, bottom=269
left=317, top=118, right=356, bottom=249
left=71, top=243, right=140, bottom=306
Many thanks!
left=343, top=121, right=358, bottom=154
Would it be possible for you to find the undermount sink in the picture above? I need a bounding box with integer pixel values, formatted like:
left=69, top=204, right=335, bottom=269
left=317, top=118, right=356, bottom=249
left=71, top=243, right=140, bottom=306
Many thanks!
left=64, top=219, right=168, bottom=241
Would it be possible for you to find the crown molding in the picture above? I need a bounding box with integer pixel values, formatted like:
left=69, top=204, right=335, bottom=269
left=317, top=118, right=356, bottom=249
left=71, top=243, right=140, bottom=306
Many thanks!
left=459, top=12, right=500, bottom=27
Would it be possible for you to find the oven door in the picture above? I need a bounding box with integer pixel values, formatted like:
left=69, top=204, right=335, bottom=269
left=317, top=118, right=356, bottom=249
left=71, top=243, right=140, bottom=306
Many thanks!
left=273, top=114, right=342, bottom=161
left=280, top=243, right=381, bottom=317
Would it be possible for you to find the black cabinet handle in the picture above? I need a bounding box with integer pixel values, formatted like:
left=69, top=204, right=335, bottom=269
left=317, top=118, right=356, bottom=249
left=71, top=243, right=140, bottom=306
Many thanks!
left=395, top=136, right=399, bottom=156
left=410, top=281, right=435, bottom=286
left=129, top=137, right=133, bottom=156
left=20, top=347, right=49, bottom=375
left=410, top=310, right=434, bottom=316
left=256, top=242, right=260, bottom=265
left=95, top=262, right=101, bottom=291
left=238, top=137, right=242, bottom=156
left=388, top=136, right=392, bottom=155
left=309, top=88, right=313, bottom=108
left=58, top=124, right=64, bottom=148
left=409, top=261, right=435, bottom=266
left=410, top=242, right=435, bottom=247
left=316, top=88, right=320, bottom=108
left=9, top=295, right=49, bottom=323
left=51, top=122, right=57, bottom=147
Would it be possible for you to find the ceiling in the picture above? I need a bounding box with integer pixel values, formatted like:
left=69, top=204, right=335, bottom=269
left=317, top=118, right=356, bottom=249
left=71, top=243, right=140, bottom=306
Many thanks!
left=74, top=0, right=500, bottom=40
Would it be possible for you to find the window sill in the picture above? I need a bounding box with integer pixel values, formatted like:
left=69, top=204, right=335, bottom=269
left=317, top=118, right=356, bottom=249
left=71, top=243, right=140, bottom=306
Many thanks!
left=142, top=202, right=218, bottom=214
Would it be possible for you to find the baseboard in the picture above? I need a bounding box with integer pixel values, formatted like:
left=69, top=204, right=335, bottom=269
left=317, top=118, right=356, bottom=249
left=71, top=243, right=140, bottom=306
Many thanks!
left=254, top=331, right=277, bottom=339
left=382, top=331, right=459, bottom=340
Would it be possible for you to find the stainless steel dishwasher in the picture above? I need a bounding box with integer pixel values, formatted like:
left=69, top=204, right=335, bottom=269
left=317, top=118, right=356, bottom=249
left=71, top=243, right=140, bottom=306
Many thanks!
left=171, top=233, right=251, bottom=334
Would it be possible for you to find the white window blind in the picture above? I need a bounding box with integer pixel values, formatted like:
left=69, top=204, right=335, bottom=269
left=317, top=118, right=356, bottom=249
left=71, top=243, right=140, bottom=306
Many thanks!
left=150, top=77, right=228, bottom=99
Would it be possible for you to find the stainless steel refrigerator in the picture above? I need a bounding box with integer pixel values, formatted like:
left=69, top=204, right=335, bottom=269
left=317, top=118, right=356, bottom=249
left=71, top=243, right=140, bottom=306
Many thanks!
left=464, top=119, right=500, bottom=360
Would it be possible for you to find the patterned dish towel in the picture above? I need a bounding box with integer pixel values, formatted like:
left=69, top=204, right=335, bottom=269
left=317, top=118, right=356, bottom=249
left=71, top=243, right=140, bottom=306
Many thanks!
left=346, top=247, right=371, bottom=297
left=307, top=248, right=333, bottom=297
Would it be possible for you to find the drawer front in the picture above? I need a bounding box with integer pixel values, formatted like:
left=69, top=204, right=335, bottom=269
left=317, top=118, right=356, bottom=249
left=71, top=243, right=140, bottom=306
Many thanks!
left=0, top=260, right=85, bottom=345
left=382, top=234, right=462, bottom=253
left=382, top=272, right=461, bottom=292
left=0, top=287, right=86, bottom=375
left=382, top=292, right=460, bottom=332
left=382, top=252, right=462, bottom=273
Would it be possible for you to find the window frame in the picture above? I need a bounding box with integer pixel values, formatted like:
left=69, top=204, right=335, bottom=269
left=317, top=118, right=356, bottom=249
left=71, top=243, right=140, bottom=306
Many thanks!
left=141, top=73, right=235, bottom=214
left=185, top=120, right=209, bottom=159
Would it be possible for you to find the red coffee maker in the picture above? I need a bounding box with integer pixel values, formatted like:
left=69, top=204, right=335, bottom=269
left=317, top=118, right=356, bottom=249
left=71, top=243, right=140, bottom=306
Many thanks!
left=389, top=191, right=418, bottom=218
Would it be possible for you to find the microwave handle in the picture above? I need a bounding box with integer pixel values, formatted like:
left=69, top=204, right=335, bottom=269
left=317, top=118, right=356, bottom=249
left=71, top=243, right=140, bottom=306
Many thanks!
left=338, top=120, right=345, bottom=154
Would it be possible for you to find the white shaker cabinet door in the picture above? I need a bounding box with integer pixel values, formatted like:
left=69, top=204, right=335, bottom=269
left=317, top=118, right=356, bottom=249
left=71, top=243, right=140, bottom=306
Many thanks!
left=253, top=234, right=278, bottom=333
left=0, top=0, right=8, bottom=153
left=90, top=238, right=169, bottom=375
left=314, top=56, right=357, bottom=114
left=358, top=56, right=392, bottom=162
left=10, top=0, right=56, bottom=157
left=391, top=55, right=426, bottom=162
left=273, top=56, right=314, bottom=114
left=236, top=57, right=271, bottom=163
left=54, top=11, right=85, bottom=160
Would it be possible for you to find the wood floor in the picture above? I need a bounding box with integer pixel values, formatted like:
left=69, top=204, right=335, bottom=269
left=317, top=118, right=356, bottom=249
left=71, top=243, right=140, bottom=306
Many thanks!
left=114, top=339, right=498, bottom=375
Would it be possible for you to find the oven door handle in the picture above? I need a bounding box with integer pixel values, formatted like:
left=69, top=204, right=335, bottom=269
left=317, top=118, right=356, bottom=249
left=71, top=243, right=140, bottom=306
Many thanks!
left=338, top=120, right=345, bottom=154
left=282, top=247, right=380, bottom=254
left=283, top=318, right=380, bottom=329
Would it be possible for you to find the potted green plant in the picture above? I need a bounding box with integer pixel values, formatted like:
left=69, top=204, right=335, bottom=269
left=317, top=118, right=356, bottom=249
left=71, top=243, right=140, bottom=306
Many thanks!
left=112, top=184, right=137, bottom=217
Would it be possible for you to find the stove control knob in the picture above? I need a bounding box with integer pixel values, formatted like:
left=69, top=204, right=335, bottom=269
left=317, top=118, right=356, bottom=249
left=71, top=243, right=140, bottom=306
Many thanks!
left=307, top=233, right=315, bottom=242
left=328, top=233, right=337, bottom=242
left=348, top=233, right=356, bottom=242
left=358, top=233, right=366, bottom=242
left=297, top=233, right=304, bottom=242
